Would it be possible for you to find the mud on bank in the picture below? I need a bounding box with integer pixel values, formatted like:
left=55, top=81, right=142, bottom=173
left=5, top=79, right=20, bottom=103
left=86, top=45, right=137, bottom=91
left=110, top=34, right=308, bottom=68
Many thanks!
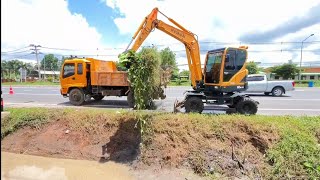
left=1, top=108, right=320, bottom=179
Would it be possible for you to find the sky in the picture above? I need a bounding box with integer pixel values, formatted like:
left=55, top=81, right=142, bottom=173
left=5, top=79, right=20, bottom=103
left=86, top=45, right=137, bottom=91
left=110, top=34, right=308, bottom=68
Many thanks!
left=1, top=0, right=320, bottom=70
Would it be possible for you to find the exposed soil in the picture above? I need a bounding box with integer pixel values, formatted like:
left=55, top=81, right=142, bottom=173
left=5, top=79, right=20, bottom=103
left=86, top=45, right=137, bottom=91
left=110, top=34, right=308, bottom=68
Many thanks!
left=1, top=116, right=280, bottom=179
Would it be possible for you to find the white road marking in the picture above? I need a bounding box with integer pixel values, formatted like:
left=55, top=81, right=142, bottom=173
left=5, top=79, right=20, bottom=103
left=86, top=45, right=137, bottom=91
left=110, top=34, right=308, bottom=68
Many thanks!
left=6, top=103, right=58, bottom=106
left=255, top=99, right=320, bottom=101
left=23, top=90, right=32, bottom=92
left=259, top=108, right=320, bottom=111
left=5, top=103, right=320, bottom=112
left=6, top=93, right=60, bottom=96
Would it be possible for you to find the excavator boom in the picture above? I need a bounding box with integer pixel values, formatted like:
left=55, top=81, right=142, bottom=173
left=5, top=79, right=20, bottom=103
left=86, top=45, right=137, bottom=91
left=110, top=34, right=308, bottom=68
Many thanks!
left=126, top=8, right=202, bottom=88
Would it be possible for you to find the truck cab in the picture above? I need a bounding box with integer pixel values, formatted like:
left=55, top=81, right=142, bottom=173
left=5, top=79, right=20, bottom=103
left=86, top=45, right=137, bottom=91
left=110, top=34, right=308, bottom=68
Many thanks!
left=60, top=58, right=89, bottom=96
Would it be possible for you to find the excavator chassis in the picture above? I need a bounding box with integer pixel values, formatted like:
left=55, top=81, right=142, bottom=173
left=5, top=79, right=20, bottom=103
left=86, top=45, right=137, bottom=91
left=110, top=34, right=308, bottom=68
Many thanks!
left=174, top=91, right=259, bottom=115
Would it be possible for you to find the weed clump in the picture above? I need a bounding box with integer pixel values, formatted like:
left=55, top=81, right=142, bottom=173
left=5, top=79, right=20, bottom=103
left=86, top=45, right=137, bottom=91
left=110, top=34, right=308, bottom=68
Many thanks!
left=119, top=48, right=166, bottom=110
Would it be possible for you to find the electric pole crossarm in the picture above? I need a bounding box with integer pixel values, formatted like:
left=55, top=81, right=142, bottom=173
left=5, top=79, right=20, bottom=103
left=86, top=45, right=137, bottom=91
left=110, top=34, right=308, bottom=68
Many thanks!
left=30, top=44, right=41, bottom=80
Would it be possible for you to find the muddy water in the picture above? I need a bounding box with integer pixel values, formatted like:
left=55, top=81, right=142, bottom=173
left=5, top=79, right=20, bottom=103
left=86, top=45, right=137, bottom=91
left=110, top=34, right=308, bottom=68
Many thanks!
left=1, top=152, right=206, bottom=180
left=1, top=151, right=134, bottom=180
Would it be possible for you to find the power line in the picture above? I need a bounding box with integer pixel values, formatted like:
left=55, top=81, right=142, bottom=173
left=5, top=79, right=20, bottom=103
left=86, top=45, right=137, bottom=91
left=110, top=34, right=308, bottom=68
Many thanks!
left=34, top=40, right=320, bottom=52
left=1, top=50, right=31, bottom=55
left=1, top=46, right=30, bottom=54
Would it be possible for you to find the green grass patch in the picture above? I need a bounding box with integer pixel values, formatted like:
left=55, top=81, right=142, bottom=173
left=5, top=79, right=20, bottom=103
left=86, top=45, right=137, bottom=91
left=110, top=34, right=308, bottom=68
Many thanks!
left=168, top=80, right=192, bottom=86
left=1, top=108, right=319, bottom=179
left=295, top=80, right=320, bottom=87
left=1, top=108, right=62, bottom=139
left=2, top=81, right=60, bottom=86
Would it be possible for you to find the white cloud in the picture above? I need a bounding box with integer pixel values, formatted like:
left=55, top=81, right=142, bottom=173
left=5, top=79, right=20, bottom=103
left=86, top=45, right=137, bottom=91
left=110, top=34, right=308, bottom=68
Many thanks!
left=105, top=0, right=320, bottom=65
left=1, top=0, right=104, bottom=61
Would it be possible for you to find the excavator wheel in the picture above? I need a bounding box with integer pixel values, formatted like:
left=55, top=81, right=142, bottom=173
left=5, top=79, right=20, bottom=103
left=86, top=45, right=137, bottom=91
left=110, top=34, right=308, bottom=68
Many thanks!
left=235, top=97, right=258, bottom=115
left=185, top=96, right=204, bottom=113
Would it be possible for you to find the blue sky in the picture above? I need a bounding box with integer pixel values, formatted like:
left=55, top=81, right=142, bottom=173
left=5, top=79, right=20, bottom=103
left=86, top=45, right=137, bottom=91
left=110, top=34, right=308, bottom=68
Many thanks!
left=67, top=0, right=128, bottom=45
left=1, top=0, right=320, bottom=69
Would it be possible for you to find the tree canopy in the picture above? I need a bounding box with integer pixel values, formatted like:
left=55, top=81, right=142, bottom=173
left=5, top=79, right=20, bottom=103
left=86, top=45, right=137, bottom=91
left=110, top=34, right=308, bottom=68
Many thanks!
left=41, top=54, right=59, bottom=71
left=1, top=60, right=33, bottom=79
left=160, top=47, right=178, bottom=75
left=271, top=63, right=299, bottom=80
left=246, top=61, right=259, bottom=74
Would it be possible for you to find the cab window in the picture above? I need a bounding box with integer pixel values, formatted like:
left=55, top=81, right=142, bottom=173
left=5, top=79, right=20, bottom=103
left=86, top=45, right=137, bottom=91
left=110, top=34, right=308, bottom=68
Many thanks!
left=63, top=63, right=75, bottom=78
left=77, top=63, right=83, bottom=75
left=205, top=52, right=222, bottom=83
left=247, top=76, right=264, bottom=81
left=236, top=50, right=246, bottom=70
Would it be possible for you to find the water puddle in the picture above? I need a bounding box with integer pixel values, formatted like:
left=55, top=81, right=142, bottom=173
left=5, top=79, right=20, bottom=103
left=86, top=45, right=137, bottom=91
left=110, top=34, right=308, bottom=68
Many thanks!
left=1, top=152, right=133, bottom=180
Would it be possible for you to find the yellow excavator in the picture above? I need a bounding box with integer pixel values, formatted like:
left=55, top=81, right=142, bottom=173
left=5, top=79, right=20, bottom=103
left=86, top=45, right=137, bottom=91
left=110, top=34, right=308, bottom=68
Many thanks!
left=125, top=8, right=259, bottom=114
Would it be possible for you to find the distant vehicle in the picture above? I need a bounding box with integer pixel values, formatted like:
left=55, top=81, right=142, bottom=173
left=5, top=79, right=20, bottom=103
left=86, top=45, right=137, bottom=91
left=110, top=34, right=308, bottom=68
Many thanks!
left=245, top=74, right=295, bottom=96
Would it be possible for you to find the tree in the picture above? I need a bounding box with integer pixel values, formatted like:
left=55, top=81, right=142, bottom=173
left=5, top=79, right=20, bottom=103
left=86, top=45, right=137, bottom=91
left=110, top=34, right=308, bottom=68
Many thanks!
left=271, top=63, right=299, bottom=80
left=160, top=47, right=178, bottom=73
left=179, top=70, right=190, bottom=77
left=1, top=60, right=33, bottom=79
left=246, top=61, right=259, bottom=74
left=41, top=54, right=59, bottom=71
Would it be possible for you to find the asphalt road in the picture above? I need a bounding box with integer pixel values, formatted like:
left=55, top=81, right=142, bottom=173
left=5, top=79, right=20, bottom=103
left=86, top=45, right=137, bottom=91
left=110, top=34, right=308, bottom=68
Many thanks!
left=2, top=86, right=320, bottom=116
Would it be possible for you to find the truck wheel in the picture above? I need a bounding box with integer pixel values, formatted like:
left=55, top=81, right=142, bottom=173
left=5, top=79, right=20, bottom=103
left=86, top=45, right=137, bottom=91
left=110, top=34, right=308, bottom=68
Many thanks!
left=236, top=97, right=258, bottom=115
left=93, top=95, right=104, bottom=101
left=185, top=96, right=204, bottom=113
left=69, top=88, right=85, bottom=106
left=127, top=90, right=135, bottom=108
left=272, top=87, right=284, bottom=97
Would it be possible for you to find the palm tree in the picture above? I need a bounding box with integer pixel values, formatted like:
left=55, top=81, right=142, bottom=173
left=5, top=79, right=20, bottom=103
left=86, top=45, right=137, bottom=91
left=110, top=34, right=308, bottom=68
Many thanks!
left=1, top=60, right=9, bottom=79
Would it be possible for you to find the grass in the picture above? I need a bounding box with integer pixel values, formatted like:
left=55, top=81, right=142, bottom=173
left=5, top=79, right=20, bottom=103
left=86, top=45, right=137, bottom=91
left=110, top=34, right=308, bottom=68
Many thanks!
left=168, top=80, right=192, bottom=86
left=295, top=82, right=320, bottom=87
left=2, top=81, right=60, bottom=86
left=1, top=108, right=320, bottom=179
left=1, top=108, right=62, bottom=139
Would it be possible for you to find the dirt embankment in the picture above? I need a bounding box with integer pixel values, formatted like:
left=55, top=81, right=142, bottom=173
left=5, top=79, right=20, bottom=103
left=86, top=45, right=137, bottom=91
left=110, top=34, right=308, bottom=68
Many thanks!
left=2, top=108, right=319, bottom=179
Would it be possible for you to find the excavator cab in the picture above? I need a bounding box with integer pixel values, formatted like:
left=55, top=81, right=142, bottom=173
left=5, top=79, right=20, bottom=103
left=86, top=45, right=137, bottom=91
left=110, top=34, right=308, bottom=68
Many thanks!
left=203, top=47, right=248, bottom=93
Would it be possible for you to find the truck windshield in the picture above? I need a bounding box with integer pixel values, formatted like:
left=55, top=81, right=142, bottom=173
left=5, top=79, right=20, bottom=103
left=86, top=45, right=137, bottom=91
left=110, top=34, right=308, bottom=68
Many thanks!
left=205, top=52, right=222, bottom=84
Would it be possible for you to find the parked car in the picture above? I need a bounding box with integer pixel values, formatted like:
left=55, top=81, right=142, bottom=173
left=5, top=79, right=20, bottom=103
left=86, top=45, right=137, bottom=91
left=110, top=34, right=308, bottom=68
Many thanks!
left=245, top=74, right=295, bottom=96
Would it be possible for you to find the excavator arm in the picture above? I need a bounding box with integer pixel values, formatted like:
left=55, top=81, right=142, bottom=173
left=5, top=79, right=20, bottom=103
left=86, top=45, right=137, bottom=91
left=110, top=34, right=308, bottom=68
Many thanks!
left=126, top=8, right=202, bottom=89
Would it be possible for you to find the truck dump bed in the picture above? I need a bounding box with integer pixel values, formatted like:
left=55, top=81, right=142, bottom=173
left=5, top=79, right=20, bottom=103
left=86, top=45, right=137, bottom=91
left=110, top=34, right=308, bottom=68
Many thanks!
left=87, top=58, right=129, bottom=87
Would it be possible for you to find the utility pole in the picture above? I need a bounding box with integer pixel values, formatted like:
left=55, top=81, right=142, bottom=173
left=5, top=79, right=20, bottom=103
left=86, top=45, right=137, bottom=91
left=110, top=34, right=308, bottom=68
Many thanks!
left=299, top=34, right=314, bottom=80
left=30, top=44, right=41, bottom=80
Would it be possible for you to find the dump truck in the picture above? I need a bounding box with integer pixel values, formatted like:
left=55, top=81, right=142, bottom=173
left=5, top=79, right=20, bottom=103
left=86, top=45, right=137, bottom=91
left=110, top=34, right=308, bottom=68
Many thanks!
left=60, top=57, right=136, bottom=107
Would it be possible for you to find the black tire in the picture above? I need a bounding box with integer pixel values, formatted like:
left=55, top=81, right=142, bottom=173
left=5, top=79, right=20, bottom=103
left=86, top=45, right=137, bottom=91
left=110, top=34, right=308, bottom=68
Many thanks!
left=227, top=105, right=235, bottom=108
left=264, top=92, right=270, bottom=96
left=271, top=87, right=284, bottom=97
left=127, top=90, right=135, bottom=108
left=93, top=94, right=104, bottom=101
left=236, top=97, right=258, bottom=115
left=185, top=96, right=204, bottom=113
left=69, top=88, right=85, bottom=106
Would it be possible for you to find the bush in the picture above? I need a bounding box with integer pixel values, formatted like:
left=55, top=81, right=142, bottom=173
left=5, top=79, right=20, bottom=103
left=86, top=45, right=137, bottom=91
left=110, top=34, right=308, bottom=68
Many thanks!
left=119, top=48, right=165, bottom=109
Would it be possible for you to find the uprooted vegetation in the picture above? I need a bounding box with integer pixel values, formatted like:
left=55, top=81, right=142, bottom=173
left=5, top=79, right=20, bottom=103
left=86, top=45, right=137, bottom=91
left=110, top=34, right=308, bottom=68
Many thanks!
left=118, top=48, right=167, bottom=110
left=1, top=108, right=320, bottom=179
